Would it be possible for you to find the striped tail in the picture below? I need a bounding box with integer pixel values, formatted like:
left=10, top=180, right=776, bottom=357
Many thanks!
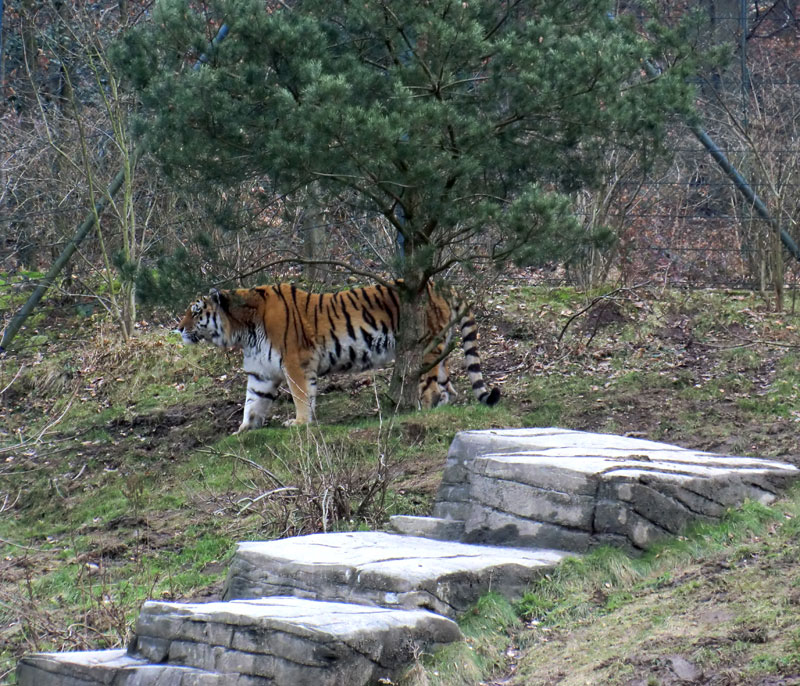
left=459, top=310, right=501, bottom=406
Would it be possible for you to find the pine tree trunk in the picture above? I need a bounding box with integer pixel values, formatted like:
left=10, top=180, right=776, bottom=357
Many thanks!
left=302, top=208, right=325, bottom=286
left=387, top=273, right=426, bottom=412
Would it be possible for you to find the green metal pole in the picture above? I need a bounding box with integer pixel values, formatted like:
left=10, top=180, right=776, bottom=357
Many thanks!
left=641, top=61, right=800, bottom=264
left=686, top=124, right=800, bottom=263
left=1, top=23, right=230, bottom=353
left=0, top=144, right=144, bottom=352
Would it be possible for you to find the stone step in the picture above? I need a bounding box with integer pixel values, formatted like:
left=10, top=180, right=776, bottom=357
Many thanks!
left=223, top=531, right=571, bottom=617
left=132, top=596, right=460, bottom=686
left=18, top=597, right=462, bottom=686
left=16, top=648, right=242, bottom=686
left=434, top=428, right=800, bottom=552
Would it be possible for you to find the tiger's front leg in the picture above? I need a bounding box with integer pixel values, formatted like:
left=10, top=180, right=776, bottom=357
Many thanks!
left=236, top=373, right=280, bottom=434
left=282, top=360, right=317, bottom=426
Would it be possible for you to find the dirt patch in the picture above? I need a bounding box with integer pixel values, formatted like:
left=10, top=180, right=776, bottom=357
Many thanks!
left=580, top=300, right=629, bottom=333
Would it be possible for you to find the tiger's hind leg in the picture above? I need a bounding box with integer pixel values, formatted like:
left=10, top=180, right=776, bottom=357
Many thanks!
left=419, top=344, right=454, bottom=409
left=439, top=359, right=456, bottom=403
left=237, top=373, right=279, bottom=434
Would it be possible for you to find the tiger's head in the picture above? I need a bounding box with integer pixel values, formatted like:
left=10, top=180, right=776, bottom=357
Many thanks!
left=176, top=288, right=229, bottom=347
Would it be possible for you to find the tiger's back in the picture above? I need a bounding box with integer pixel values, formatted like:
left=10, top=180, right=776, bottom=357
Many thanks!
left=294, top=283, right=399, bottom=376
left=177, top=281, right=499, bottom=432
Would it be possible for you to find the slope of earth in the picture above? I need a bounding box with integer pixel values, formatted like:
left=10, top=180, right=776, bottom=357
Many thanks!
left=1, top=282, right=799, bottom=684
left=492, top=492, right=800, bottom=686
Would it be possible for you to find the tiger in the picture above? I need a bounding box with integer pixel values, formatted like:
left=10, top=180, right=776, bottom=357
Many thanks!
left=176, top=281, right=500, bottom=433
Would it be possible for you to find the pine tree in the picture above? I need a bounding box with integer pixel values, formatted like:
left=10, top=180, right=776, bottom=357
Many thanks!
left=114, top=0, right=699, bottom=408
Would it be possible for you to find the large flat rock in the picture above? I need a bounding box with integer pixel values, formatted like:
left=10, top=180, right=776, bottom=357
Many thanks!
left=19, top=598, right=462, bottom=686
left=16, top=648, right=249, bottom=686
left=223, top=531, right=570, bottom=617
left=432, top=428, right=799, bottom=552
left=132, top=596, right=460, bottom=686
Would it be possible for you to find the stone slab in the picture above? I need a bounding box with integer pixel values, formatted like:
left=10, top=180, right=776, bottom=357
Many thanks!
left=132, top=596, right=460, bottom=686
left=223, top=531, right=571, bottom=617
left=433, top=428, right=799, bottom=552
left=16, top=649, right=262, bottom=686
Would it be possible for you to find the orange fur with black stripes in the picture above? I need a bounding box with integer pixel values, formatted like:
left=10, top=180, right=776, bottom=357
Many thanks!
left=177, top=282, right=500, bottom=433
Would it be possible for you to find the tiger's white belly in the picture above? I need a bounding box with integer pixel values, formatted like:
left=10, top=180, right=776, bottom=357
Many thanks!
left=243, top=344, right=284, bottom=381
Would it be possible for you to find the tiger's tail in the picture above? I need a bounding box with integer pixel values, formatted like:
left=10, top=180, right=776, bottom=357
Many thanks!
left=459, top=308, right=501, bottom=406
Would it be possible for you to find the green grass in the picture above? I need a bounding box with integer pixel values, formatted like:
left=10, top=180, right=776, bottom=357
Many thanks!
left=0, top=271, right=45, bottom=310
left=508, top=494, right=800, bottom=685
left=401, top=593, right=521, bottom=686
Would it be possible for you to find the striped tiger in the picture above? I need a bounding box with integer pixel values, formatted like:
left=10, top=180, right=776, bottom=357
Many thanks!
left=176, top=281, right=500, bottom=433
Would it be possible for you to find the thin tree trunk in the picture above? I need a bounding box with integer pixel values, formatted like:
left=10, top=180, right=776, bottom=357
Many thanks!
left=20, top=0, right=39, bottom=107
left=121, top=283, right=136, bottom=337
left=773, top=224, right=784, bottom=311
left=387, top=270, right=426, bottom=412
left=0, top=0, right=6, bottom=96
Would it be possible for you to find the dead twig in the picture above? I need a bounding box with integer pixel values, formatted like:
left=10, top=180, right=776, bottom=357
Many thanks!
left=0, top=364, right=25, bottom=396
left=0, top=388, right=79, bottom=455
left=236, top=486, right=300, bottom=514
left=0, top=490, right=21, bottom=514
left=0, top=536, right=44, bottom=551
left=557, top=280, right=652, bottom=344
left=197, top=448, right=286, bottom=488
left=700, top=338, right=800, bottom=350
left=34, top=392, right=77, bottom=443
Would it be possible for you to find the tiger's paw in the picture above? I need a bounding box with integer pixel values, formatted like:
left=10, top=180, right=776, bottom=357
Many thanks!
left=235, top=417, right=265, bottom=434
left=283, top=417, right=311, bottom=427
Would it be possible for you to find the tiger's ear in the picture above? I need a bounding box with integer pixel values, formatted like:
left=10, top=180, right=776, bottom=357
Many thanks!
left=209, top=287, right=221, bottom=305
